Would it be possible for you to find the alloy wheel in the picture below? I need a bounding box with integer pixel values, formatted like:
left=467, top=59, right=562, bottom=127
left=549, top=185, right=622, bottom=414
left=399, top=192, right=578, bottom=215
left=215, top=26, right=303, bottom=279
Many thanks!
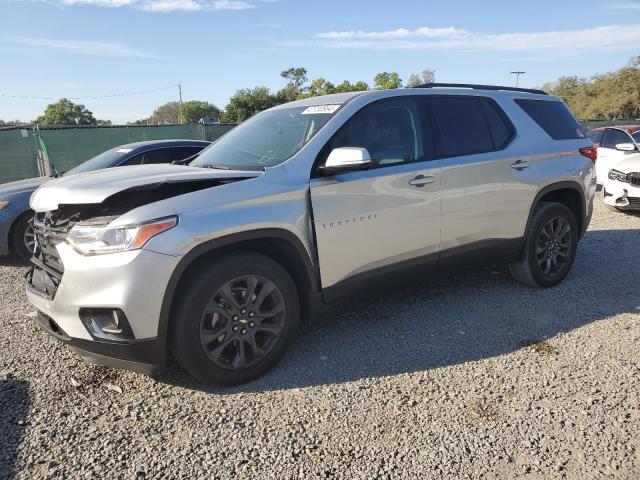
left=23, top=223, right=36, bottom=255
left=535, top=216, right=572, bottom=277
left=200, top=275, right=286, bottom=370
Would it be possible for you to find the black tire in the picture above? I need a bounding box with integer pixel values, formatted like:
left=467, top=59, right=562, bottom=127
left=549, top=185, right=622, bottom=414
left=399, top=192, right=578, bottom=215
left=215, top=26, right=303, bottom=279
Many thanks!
left=169, top=252, right=299, bottom=385
left=11, top=213, right=35, bottom=262
left=508, top=201, right=578, bottom=288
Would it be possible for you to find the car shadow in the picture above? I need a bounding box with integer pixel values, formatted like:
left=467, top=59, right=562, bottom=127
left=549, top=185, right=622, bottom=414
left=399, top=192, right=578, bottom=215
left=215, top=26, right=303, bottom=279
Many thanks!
left=155, top=227, right=640, bottom=393
left=0, top=256, right=29, bottom=268
left=0, top=378, right=30, bottom=479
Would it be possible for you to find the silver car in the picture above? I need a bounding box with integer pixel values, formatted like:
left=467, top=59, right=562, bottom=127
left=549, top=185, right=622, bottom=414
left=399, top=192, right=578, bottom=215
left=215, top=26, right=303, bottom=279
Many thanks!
left=25, top=84, right=596, bottom=385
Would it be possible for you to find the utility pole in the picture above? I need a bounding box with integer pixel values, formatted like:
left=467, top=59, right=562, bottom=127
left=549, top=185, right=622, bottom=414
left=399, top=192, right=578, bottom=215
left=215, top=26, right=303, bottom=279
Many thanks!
left=510, top=71, right=525, bottom=88
left=177, top=83, right=183, bottom=124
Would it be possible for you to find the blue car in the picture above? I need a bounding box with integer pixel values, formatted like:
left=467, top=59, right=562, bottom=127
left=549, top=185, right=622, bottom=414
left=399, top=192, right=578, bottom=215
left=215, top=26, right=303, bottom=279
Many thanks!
left=0, top=139, right=210, bottom=261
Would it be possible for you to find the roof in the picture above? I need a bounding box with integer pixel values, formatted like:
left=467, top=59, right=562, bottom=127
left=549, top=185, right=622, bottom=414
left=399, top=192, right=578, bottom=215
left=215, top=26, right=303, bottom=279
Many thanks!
left=590, top=125, right=640, bottom=133
left=272, top=92, right=365, bottom=109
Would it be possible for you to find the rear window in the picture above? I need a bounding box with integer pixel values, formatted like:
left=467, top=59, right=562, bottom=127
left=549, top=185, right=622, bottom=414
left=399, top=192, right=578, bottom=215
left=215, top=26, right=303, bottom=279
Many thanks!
left=429, top=97, right=514, bottom=158
left=515, top=99, right=585, bottom=140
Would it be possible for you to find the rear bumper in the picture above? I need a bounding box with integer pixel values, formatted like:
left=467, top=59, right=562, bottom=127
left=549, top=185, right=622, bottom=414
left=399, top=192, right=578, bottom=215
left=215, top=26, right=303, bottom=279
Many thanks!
left=36, top=310, right=166, bottom=375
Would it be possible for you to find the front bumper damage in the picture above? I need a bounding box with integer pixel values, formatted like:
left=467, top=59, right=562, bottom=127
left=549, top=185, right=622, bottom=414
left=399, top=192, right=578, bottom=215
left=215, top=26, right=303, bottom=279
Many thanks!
left=603, top=178, right=640, bottom=210
left=25, top=211, right=181, bottom=374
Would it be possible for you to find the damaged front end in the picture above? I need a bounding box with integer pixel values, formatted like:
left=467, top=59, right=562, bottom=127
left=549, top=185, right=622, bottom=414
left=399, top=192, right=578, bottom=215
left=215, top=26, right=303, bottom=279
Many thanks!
left=27, top=174, right=254, bottom=300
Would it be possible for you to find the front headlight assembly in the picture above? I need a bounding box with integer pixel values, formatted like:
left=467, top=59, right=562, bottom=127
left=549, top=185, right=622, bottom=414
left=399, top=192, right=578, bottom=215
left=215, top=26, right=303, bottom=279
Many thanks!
left=608, top=169, right=629, bottom=183
left=67, top=216, right=177, bottom=255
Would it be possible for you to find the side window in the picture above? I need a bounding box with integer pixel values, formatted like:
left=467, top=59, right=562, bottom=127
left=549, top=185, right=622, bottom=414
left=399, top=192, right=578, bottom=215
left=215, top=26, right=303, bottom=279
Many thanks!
left=588, top=130, right=604, bottom=146
left=170, top=146, right=204, bottom=163
left=323, top=98, right=425, bottom=167
left=429, top=97, right=496, bottom=157
left=141, top=149, right=172, bottom=165
left=602, top=129, right=632, bottom=149
left=481, top=100, right=513, bottom=149
left=119, top=152, right=144, bottom=166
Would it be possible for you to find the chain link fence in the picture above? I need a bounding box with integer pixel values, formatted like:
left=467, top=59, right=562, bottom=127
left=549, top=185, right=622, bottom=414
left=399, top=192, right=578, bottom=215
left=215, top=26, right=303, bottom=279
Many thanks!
left=0, top=123, right=235, bottom=184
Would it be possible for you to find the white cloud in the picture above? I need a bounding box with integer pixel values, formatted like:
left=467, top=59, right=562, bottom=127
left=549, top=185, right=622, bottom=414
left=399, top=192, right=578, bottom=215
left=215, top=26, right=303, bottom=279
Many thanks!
left=12, top=0, right=258, bottom=11
left=310, top=24, right=640, bottom=57
left=7, top=36, right=162, bottom=58
left=608, top=2, right=640, bottom=10
left=317, top=26, right=465, bottom=40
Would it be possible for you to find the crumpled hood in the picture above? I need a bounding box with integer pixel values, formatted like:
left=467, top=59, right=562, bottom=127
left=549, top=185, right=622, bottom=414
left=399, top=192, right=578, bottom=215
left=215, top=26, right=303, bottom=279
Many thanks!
left=0, top=176, right=49, bottom=197
left=613, top=153, right=640, bottom=174
left=30, top=164, right=261, bottom=212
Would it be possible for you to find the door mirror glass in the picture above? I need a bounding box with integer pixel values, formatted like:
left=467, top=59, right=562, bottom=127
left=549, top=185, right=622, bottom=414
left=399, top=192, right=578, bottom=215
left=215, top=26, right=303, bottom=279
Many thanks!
left=615, top=142, right=637, bottom=152
left=321, top=147, right=372, bottom=174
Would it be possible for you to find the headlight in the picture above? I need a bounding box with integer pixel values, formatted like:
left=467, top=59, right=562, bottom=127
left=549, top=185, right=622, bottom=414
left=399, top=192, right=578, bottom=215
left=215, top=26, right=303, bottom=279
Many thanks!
left=608, top=169, right=629, bottom=183
left=0, top=200, right=9, bottom=210
left=67, top=216, right=177, bottom=255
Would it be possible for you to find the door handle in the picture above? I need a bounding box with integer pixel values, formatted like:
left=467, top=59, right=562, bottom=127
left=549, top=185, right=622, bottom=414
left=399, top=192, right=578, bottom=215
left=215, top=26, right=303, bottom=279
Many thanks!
left=409, top=175, right=435, bottom=187
left=511, top=160, right=531, bottom=171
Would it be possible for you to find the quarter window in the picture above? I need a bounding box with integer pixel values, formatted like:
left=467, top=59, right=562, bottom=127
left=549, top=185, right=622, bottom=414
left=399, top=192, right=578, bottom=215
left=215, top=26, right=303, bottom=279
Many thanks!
left=323, top=98, right=425, bottom=168
left=515, top=99, right=585, bottom=140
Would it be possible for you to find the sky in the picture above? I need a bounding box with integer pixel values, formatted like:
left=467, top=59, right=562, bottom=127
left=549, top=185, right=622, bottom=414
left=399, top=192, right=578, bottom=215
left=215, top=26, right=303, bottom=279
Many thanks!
left=0, top=0, right=639, bottom=123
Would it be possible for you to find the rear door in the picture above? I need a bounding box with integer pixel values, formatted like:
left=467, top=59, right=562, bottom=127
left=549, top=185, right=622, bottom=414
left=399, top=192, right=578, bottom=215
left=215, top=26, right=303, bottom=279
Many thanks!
left=427, top=95, right=539, bottom=258
left=309, top=97, right=442, bottom=292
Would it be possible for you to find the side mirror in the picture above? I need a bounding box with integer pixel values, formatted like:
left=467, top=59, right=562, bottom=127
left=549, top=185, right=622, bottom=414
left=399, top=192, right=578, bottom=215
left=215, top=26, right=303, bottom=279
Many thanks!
left=615, top=143, right=637, bottom=152
left=320, top=147, right=372, bottom=174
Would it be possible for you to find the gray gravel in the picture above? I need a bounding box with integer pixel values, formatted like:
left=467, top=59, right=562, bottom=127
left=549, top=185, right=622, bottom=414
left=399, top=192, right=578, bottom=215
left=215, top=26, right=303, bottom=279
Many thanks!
left=1, top=196, right=639, bottom=479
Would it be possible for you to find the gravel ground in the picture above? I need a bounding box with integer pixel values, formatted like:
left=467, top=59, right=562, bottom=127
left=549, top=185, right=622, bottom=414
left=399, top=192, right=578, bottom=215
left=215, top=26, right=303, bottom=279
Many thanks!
left=1, top=196, right=639, bottom=479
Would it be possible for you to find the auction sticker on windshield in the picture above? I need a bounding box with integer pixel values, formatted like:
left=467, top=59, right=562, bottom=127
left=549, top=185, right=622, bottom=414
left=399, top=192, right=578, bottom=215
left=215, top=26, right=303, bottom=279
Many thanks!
left=301, top=105, right=340, bottom=115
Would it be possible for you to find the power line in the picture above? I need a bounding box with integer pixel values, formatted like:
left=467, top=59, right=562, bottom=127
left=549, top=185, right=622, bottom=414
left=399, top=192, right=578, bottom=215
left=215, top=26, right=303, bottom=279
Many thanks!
left=0, top=84, right=179, bottom=101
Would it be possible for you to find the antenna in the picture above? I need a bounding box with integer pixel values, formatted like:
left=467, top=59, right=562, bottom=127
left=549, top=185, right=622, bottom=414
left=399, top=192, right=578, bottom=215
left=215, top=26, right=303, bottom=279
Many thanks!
left=510, top=71, right=525, bottom=88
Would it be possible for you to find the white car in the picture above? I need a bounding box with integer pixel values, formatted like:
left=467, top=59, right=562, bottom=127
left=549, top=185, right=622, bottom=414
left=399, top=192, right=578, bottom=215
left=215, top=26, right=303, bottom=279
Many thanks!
left=603, top=152, right=640, bottom=212
left=588, top=126, right=640, bottom=184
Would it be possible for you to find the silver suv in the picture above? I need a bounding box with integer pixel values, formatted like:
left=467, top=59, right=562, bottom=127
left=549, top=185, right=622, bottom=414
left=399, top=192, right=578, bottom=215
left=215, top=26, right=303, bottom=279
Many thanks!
left=26, top=84, right=597, bottom=385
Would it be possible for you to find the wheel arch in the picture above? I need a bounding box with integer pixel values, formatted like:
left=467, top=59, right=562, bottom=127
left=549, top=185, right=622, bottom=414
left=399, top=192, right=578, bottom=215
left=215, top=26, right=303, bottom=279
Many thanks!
left=157, top=228, right=320, bottom=338
left=525, top=182, right=586, bottom=241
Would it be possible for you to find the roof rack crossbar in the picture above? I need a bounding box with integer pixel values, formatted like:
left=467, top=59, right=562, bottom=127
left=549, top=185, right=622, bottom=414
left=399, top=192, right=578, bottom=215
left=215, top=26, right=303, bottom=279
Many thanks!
left=416, top=83, right=548, bottom=95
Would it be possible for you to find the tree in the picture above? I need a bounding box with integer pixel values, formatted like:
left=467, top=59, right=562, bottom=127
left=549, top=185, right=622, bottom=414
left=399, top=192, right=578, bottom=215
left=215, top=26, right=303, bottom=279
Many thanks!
left=374, top=72, right=402, bottom=90
left=405, top=74, right=422, bottom=88
left=147, top=101, right=181, bottom=124
left=421, top=68, right=436, bottom=84
left=280, top=67, right=308, bottom=101
left=220, top=87, right=286, bottom=123
left=305, top=78, right=337, bottom=97
left=405, top=68, right=436, bottom=88
left=336, top=80, right=369, bottom=93
left=181, top=100, right=221, bottom=123
left=35, top=98, right=99, bottom=125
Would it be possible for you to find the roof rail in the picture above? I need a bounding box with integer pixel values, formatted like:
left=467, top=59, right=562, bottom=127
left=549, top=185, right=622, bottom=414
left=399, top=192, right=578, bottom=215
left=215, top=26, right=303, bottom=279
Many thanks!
left=416, top=83, right=548, bottom=95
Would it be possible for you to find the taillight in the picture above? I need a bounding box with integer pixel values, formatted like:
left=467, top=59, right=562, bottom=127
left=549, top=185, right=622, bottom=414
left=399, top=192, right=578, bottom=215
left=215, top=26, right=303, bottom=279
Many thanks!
left=579, top=147, right=597, bottom=163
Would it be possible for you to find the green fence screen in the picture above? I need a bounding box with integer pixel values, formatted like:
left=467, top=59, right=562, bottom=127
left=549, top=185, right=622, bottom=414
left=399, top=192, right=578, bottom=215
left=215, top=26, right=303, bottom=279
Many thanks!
left=1, top=119, right=639, bottom=185
left=0, top=123, right=235, bottom=184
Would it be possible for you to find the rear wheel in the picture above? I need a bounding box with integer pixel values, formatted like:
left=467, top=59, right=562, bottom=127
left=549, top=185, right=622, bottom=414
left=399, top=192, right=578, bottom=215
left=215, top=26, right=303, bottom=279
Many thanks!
left=169, top=252, right=299, bottom=385
left=11, top=213, right=35, bottom=262
left=508, top=202, right=578, bottom=288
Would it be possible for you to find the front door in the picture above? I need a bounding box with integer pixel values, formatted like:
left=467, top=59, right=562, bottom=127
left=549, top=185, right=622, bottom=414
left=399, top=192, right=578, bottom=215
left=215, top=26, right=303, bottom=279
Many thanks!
left=309, top=97, right=442, bottom=292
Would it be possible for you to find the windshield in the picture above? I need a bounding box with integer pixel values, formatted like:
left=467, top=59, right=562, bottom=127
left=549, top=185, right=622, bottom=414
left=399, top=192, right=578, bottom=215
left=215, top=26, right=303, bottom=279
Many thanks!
left=191, top=106, right=338, bottom=170
left=65, top=147, right=129, bottom=175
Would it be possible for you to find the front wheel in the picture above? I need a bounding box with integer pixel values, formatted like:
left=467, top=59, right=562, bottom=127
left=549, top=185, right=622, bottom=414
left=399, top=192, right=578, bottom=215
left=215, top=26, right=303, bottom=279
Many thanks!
left=508, top=202, right=578, bottom=288
left=169, top=252, right=299, bottom=385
